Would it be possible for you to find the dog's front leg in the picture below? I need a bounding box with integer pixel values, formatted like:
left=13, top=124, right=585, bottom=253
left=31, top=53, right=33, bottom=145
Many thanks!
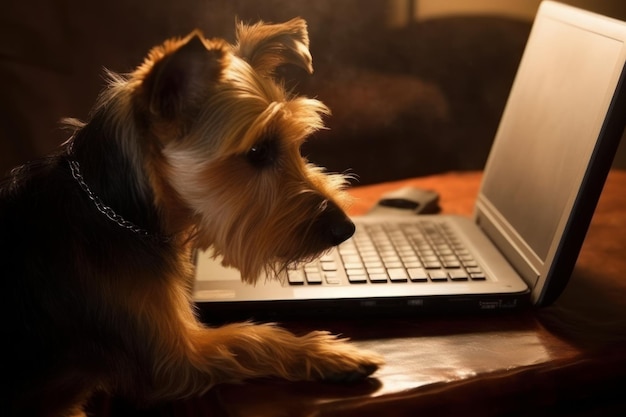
left=194, top=322, right=383, bottom=384
left=149, top=321, right=383, bottom=400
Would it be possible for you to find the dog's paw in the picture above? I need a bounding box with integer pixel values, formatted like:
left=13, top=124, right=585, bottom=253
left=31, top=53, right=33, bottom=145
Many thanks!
left=300, top=331, right=384, bottom=383
left=323, top=363, right=380, bottom=383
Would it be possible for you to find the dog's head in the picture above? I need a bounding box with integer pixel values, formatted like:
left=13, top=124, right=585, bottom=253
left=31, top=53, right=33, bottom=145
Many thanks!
left=122, top=19, right=353, bottom=282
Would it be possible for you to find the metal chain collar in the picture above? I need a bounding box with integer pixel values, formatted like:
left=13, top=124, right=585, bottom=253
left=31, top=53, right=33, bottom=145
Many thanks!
left=68, top=159, right=169, bottom=242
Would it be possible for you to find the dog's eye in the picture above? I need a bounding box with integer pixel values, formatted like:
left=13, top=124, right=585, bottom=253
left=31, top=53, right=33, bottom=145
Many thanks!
left=246, top=141, right=276, bottom=168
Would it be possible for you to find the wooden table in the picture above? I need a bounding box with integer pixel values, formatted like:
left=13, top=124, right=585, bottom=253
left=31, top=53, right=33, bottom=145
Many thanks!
left=91, top=170, right=626, bottom=416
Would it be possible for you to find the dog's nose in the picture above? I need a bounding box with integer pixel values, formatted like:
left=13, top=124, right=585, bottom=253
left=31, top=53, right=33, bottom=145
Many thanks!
left=320, top=200, right=355, bottom=246
left=330, top=219, right=356, bottom=246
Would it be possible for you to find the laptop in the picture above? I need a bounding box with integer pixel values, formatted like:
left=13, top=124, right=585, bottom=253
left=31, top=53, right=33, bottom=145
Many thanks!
left=193, top=1, right=626, bottom=321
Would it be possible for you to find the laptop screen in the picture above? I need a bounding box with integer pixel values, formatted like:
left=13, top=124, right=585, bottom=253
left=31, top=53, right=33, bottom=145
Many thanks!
left=474, top=1, right=626, bottom=303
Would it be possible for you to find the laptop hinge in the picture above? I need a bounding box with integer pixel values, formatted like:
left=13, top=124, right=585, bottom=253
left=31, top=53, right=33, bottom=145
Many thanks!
left=475, top=198, right=541, bottom=288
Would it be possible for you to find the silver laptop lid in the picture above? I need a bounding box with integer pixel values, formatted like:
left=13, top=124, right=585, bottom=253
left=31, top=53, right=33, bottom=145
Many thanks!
left=474, top=1, right=626, bottom=305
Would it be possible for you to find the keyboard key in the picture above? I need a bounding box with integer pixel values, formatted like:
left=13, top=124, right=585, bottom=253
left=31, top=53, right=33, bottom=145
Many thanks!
left=387, top=268, right=409, bottom=282
left=344, top=262, right=364, bottom=269
left=320, top=254, right=335, bottom=262
left=437, top=247, right=454, bottom=256
left=470, top=273, right=486, bottom=281
left=396, top=246, right=414, bottom=255
left=341, top=255, right=361, bottom=263
left=321, top=261, right=338, bottom=271
left=347, top=268, right=366, bottom=276
left=448, top=270, right=469, bottom=281
left=305, top=272, right=323, bottom=284
left=364, top=260, right=384, bottom=268
left=358, top=243, right=376, bottom=251
left=428, top=270, right=448, bottom=282
left=400, top=254, right=419, bottom=262
left=368, top=273, right=389, bottom=283
left=343, top=262, right=363, bottom=269
left=287, top=269, right=305, bottom=285
left=324, top=272, right=340, bottom=285
left=339, top=247, right=357, bottom=256
left=408, top=267, right=429, bottom=282
left=347, top=274, right=367, bottom=284
left=304, top=265, right=319, bottom=273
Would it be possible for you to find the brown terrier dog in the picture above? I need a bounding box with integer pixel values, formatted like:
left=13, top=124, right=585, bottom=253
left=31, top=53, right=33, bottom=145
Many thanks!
left=1, top=18, right=383, bottom=417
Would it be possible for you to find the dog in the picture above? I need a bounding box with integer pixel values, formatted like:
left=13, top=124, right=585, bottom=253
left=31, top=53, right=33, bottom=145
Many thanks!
left=1, top=18, right=384, bottom=417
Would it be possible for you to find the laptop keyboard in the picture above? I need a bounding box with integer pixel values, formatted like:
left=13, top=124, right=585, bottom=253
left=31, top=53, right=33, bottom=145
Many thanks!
left=287, top=221, right=487, bottom=285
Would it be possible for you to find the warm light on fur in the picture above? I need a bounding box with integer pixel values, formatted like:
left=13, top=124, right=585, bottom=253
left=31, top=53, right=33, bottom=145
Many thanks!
left=1, top=18, right=383, bottom=417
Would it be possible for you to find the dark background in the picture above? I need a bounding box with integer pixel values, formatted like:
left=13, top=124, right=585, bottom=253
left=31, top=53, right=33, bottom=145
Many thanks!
left=2, top=0, right=625, bottom=185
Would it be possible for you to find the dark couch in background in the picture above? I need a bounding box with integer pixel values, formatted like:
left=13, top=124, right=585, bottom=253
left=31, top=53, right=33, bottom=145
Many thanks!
left=0, top=0, right=531, bottom=185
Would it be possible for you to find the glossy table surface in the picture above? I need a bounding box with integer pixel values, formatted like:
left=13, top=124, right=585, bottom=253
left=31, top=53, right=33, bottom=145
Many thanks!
left=92, top=170, right=626, bottom=416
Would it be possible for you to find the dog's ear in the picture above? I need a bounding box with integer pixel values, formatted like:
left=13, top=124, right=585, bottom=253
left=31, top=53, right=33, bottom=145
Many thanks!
left=235, top=18, right=313, bottom=77
left=141, top=31, right=229, bottom=120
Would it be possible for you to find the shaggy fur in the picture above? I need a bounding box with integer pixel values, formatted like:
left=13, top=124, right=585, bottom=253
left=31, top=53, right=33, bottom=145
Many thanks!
left=1, top=18, right=383, bottom=417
